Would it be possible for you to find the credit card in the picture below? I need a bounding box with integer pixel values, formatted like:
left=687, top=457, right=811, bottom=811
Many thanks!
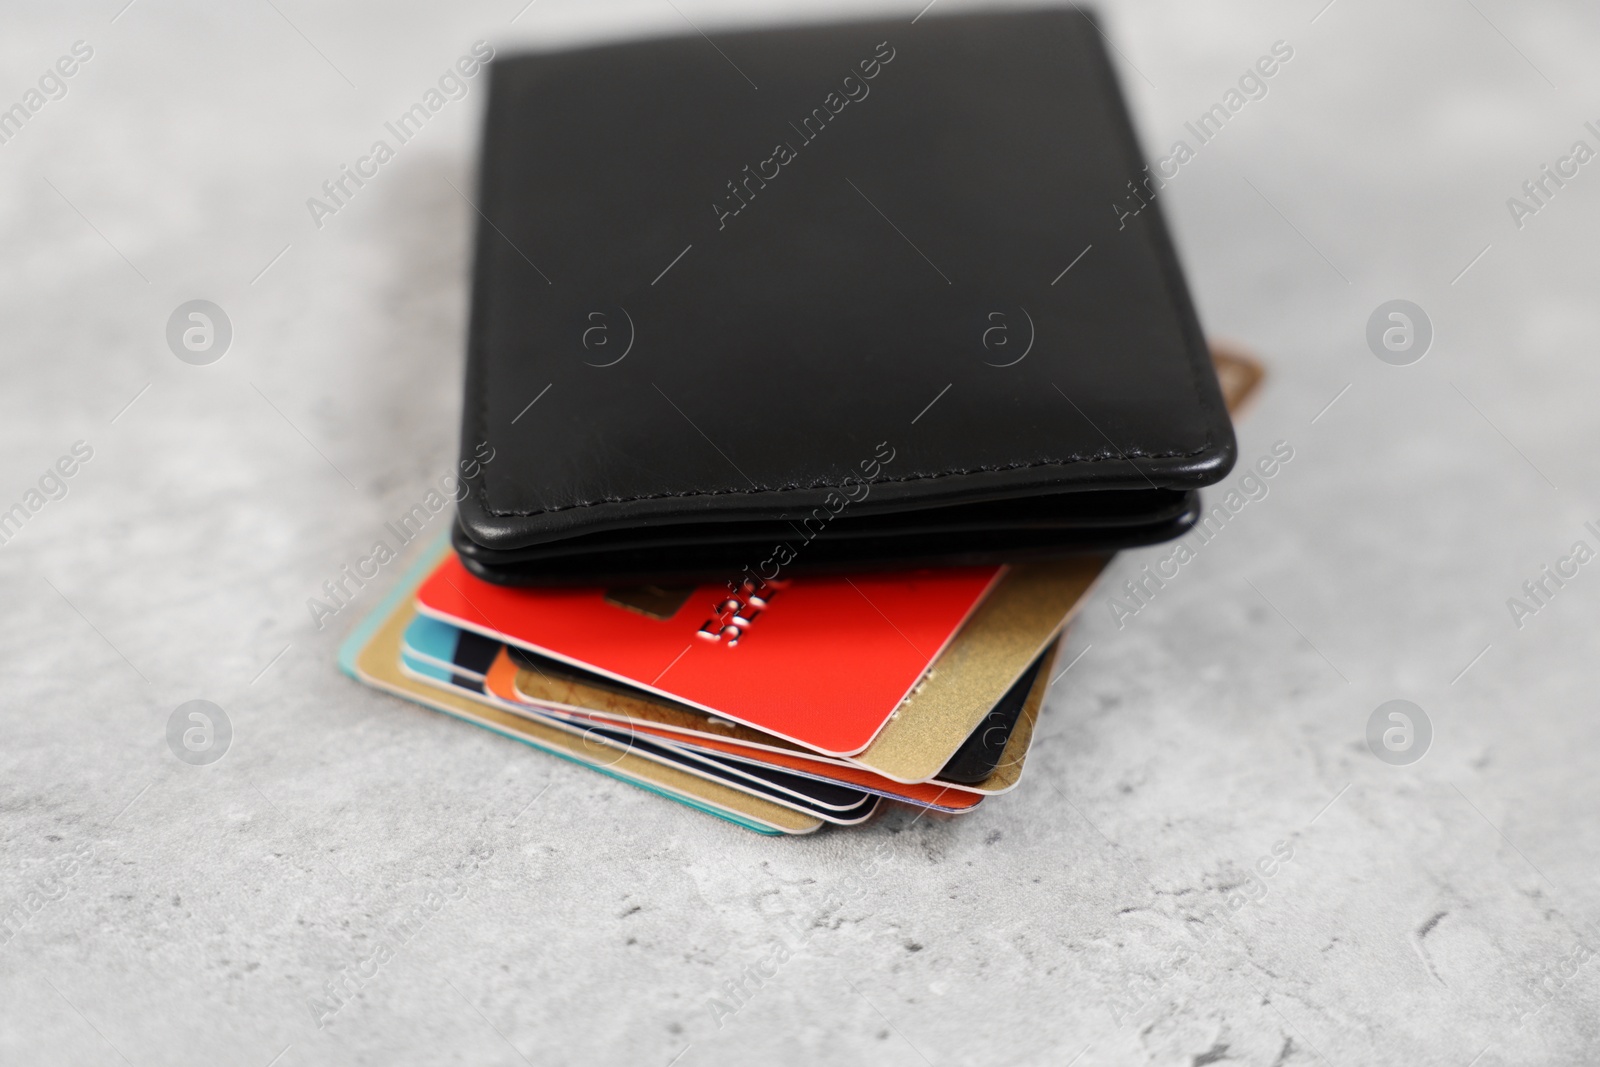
left=416, top=558, right=1000, bottom=755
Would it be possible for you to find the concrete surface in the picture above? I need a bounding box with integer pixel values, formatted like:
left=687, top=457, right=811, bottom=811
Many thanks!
left=2, top=0, right=1599, bottom=1064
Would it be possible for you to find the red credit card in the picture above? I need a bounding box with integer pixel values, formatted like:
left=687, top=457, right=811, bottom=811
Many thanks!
left=414, top=554, right=1002, bottom=756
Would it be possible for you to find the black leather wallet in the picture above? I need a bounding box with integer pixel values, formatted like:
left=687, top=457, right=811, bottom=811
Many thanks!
left=453, top=8, right=1235, bottom=585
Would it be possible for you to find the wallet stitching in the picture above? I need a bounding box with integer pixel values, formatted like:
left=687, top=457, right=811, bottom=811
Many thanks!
left=475, top=444, right=1213, bottom=517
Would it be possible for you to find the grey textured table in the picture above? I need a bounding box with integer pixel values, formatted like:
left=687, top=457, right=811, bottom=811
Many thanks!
left=3, top=1, right=1598, bottom=1064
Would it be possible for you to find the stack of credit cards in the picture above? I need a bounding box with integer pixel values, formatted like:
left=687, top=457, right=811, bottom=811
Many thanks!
left=339, top=352, right=1261, bottom=835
